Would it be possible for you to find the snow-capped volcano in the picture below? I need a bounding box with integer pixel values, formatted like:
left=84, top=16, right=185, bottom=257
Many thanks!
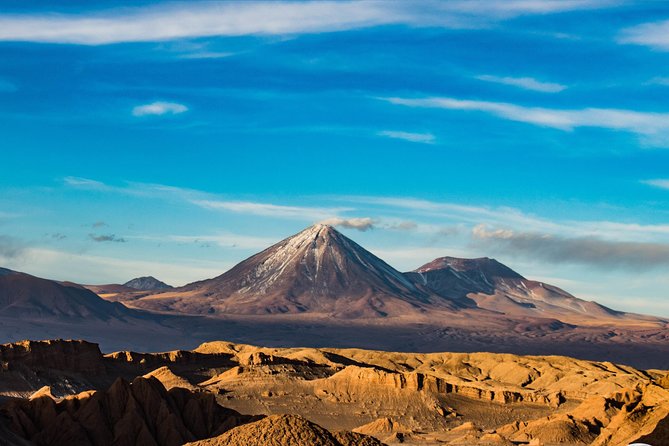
left=217, top=224, right=425, bottom=299
left=133, top=224, right=458, bottom=317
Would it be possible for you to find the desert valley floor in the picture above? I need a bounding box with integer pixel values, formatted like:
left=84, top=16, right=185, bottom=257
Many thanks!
left=1, top=338, right=668, bottom=446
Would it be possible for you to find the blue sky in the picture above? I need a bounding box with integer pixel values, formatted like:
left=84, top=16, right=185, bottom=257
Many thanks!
left=1, top=1, right=669, bottom=315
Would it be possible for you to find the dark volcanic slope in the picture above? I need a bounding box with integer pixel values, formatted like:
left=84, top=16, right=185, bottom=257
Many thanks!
left=128, top=224, right=462, bottom=317
left=0, top=268, right=215, bottom=352
left=0, top=268, right=133, bottom=320
left=409, top=256, right=631, bottom=323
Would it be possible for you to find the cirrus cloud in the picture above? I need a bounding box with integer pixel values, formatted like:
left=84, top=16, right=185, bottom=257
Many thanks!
left=381, top=96, right=669, bottom=146
left=192, top=199, right=350, bottom=221
left=642, top=179, right=669, bottom=190
left=132, top=101, right=188, bottom=117
left=475, top=74, right=567, bottom=93
left=378, top=130, right=435, bottom=144
left=619, top=19, right=669, bottom=51
left=0, top=1, right=617, bottom=45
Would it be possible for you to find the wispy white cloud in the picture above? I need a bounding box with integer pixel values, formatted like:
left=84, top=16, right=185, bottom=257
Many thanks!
left=64, top=177, right=199, bottom=200
left=64, top=176, right=109, bottom=190
left=476, top=74, right=567, bottom=93
left=619, top=19, right=669, bottom=51
left=63, top=177, right=669, bottom=245
left=191, top=199, right=350, bottom=221
left=378, top=130, right=435, bottom=144
left=132, top=101, right=188, bottom=117
left=441, top=0, right=616, bottom=17
left=0, top=1, right=615, bottom=45
left=319, top=217, right=376, bottom=231
left=157, top=233, right=277, bottom=250
left=179, top=51, right=235, bottom=60
left=63, top=177, right=354, bottom=222
left=343, top=195, right=669, bottom=242
left=646, top=77, right=669, bottom=87
left=381, top=96, right=669, bottom=144
left=345, top=195, right=549, bottom=228
left=642, top=179, right=669, bottom=190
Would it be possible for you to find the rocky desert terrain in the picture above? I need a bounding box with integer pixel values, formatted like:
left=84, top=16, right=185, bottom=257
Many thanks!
left=0, top=338, right=667, bottom=445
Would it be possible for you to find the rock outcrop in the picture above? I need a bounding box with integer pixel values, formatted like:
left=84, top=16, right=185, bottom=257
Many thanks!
left=143, top=366, right=198, bottom=391
left=3, top=376, right=253, bottom=446
left=186, top=414, right=385, bottom=446
left=0, top=339, right=104, bottom=374
left=497, top=383, right=669, bottom=446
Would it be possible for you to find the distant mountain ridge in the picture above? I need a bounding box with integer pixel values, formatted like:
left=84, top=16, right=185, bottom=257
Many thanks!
left=0, top=267, right=133, bottom=321
left=83, top=276, right=172, bottom=297
left=115, top=224, right=650, bottom=326
left=0, top=267, right=205, bottom=352
left=408, top=256, right=624, bottom=323
left=2, top=226, right=669, bottom=366
left=125, top=224, right=465, bottom=317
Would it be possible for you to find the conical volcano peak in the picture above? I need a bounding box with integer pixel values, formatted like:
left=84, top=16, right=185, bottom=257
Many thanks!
left=298, top=223, right=335, bottom=236
left=274, top=223, right=345, bottom=256
left=173, top=223, right=436, bottom=317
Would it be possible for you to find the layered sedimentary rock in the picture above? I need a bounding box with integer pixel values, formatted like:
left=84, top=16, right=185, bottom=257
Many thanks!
left=0, top=339, right=104, bottom=374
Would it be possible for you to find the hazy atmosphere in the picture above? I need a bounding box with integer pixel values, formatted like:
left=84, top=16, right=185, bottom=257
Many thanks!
left=2, top=0, right=669, bottom=315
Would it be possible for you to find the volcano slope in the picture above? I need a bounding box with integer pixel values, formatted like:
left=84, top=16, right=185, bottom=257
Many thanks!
left=117, top=224, right=457, bottom=318
left=407, top=256, right=659, bottom=327
left=1, top=338, right=669, bottom=446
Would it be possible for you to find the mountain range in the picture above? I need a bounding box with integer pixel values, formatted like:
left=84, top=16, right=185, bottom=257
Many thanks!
left=1, top=224, right=668, bottom=368
left=107, top=224, right=658, bottom=327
